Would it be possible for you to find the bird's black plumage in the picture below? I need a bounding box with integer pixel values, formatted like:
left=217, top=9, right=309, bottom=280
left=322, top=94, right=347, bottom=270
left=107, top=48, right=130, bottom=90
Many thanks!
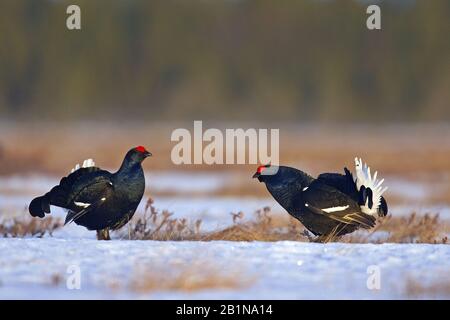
left=29, top=146, right=152, bottom=239
left=254, top=164, right=387, bottom=242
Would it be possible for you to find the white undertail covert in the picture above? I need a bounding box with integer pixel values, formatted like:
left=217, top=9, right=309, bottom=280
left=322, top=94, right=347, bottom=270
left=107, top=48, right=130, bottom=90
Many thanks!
left=354, top=157, right=388, bottom=215
left=70, top=158, right=95, bottom=173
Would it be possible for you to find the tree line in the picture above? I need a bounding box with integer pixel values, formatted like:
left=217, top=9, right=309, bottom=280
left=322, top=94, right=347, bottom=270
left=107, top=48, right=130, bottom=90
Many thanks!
left=0, top=0, right=449, bottom=122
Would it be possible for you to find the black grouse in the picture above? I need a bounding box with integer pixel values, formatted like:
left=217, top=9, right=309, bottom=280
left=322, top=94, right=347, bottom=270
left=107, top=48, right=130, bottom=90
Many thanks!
left=253, top=158, right=388, bottom=242
left=29, top=146, right=152, bottom=240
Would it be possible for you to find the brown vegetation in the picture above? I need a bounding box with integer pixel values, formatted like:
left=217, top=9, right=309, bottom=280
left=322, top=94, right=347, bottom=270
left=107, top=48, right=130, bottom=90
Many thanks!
left=122, top=198, right=450, bottom=244
left=0, top=216, right=62, bottom=238
left=380, top=213, right=448, bottom=244
left=122, top=198, right=305, bottom=242
left=3, top=199, right=448, bottom=244
left=123, top=198, right=203, bottom=241
left=129, top=261, right=251, bottom=293
left=347, top=213, right=449, bottom=244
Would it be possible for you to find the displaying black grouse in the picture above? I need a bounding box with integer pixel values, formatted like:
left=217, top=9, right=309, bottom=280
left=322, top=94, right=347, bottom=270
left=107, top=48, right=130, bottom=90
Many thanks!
left=253, top=158, right=388, bottom=242
left=29, top=146, right=152, bottom=240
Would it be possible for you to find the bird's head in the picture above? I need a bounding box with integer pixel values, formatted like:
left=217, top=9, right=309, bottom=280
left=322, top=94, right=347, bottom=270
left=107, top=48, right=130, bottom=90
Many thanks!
left=252, top=164, right=280, bottom=182
left=126, top=146, right=152, bottom=163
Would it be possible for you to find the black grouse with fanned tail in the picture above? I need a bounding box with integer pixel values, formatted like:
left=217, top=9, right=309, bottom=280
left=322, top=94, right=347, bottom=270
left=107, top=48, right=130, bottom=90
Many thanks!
left=253, top=159, right=388, bottom=242
left=29, top=146, right=152, bottom=240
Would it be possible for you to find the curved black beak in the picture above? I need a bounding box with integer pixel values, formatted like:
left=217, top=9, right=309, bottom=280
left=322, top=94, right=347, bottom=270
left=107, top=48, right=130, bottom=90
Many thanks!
left=144, top=151, right=152, bottom=157
left=252, top=172, right=260, bottom=179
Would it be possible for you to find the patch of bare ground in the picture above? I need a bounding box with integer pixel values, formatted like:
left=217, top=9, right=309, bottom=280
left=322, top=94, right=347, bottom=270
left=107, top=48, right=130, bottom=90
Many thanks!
left=123, top=198, right=450, bottom=243
left=0, top=215, right=62, bottom=238
left=128, top=261, right=252, bottom=293
left=1, top=124, right=450, bottom=177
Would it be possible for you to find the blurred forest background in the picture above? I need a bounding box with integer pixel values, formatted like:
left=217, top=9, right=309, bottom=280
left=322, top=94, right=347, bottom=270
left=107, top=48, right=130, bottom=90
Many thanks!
left=0, top=0, right=449, bottom=123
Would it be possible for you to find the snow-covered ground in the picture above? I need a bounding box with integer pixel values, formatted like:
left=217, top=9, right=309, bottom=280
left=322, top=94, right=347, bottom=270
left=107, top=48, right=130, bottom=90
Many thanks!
left=1, top=239, right=449, bottom=299
left=0, top=172, right=449, bottom=299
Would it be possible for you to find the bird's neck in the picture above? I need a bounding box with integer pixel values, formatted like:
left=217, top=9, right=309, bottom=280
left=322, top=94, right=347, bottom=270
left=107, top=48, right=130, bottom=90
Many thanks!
left=266, top=171, right=313, bottom=213
left=115, top=160, right=144, bottom=180
left=266, top=182, right=299, bottom=213
left=113, top=162, right=145, bottom=203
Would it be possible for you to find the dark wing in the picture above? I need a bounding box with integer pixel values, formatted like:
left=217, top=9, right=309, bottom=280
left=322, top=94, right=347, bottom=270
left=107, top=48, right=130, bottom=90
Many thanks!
left=29, top=167, right=109, bottom=218
left=64, top=176, right=114, bottom=225
left=317, top=167, right=359, bottom=201
left=49, top=167, right=105, bottom=207
left=301, top=180, right=376, bottom=229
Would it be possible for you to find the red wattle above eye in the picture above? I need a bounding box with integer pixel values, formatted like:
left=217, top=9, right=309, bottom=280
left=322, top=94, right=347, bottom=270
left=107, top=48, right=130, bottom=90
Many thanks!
left=135, top=146, right=146, bottom=153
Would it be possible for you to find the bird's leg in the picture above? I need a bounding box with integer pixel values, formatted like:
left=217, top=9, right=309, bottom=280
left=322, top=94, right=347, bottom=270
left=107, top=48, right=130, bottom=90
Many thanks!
left=320, top=224, right=346, bottom=243
left=96, top=230, right=104, bottom=240
left=308, top=225, right=340, bottom=243
left=301, top=230, right=330, bottom=243
left=96, top=228, right=111, bottom=240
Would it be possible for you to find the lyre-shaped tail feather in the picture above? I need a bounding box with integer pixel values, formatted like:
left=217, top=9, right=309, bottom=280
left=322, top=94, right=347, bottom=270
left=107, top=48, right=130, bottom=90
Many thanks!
left=354, top=157, right=388, bottom=215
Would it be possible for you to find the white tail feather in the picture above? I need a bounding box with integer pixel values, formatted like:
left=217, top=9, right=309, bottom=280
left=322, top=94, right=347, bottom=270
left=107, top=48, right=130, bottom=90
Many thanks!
left=354, top=157, right=388, bottom=215
left=70, top=158, right=95, bottom=173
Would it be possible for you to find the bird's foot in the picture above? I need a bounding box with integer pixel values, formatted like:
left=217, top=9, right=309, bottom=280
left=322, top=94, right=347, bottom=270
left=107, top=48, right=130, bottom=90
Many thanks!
left=96, top=228, right=111, bottom=240
left=317, top=235, right=339, bottom=243
left=314, top=223, right=347, bottom=243
left=300, top=229, right=317, bottom=242
left=305, top=228, right=343, bottom=243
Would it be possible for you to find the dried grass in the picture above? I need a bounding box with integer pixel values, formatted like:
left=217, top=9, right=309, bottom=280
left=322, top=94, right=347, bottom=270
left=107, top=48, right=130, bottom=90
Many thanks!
left=123, top=198, right=307, bottom=242
left=129, top=261, right=252, bottom=293
left=202, top=207, right=305, bottom=241
left=124, top=198, right=449, bottom=244
left=124, top=198, right=203, bottom=241
left=0, top=216, right=62, bottom=238
left=381, top=213, right=448, bottom=244
left=347, top=213, right=449, bottom=244
left=2, top=198, right=448, bottom=244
